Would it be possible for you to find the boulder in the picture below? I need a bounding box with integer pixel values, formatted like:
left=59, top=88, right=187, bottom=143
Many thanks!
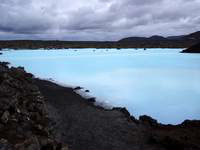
left=1, top=111, right=10, bottom=124
left=112, top=107, right=130, bottom=117
left=85, top=90, right=90, bottom=92
left=87, top=97, right=96, bottom=103
left=73, top=86, right=83, bottom=90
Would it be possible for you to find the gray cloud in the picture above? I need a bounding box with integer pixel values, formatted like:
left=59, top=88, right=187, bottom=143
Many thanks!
left=0, top=0, right=200, bottom=40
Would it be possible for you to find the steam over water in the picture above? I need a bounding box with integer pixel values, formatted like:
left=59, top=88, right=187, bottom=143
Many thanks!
left=1, top=48, right=200, bottom=124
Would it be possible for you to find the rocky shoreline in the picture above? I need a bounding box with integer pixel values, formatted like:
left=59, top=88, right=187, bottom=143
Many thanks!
left=0, top=62, right=200, bottom=150
left=0, top=62, right=68, bottom=150
left=181, top=42, right=200, bottom=53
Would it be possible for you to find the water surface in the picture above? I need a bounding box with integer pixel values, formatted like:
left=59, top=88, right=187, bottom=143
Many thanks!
left=1, top=48, right=200, bottom=124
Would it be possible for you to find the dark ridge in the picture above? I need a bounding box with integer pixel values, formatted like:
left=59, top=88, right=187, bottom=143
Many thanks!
left=184, top=31, right=200, bottom=41
left=0, top=31, right=199, bottom=49
left=118, top=31, right=200, bottom=48
left=118, top=37, right=147, bottom=42
left=166, top=35, right=185, bottom=40
left=148, top=35, right=166, bottom=41
left=181, top=42, right=200, bottom=53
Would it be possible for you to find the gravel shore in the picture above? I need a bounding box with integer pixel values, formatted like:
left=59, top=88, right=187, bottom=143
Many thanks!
left=35, top=78, right=200, bottom=150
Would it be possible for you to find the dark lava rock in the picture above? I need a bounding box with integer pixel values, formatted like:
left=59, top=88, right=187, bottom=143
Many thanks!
left=0, top=62, right=9, bottom=66
left=181, top=119, right=200, bottom=127
left=73, top=86, right=83, bottom=90
left=139, top=115, right=158, bottom=126
left=0, top=62, right=68, bottom=150
left=1, top=111, right=10, bottom=124
left=85, top=90, right=90, bottom=93
left=182, top=42, right=200, bottom=53
left=0, top=138, right=12, bottom=150
left=87, top=97, right=96, bottom=103
left=112, top=107, right=130, bottom=117
left=112, top=107, right=138, bottom=123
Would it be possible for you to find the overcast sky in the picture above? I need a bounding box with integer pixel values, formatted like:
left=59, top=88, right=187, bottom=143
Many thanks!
left=0, top=0, right=200, bottom=41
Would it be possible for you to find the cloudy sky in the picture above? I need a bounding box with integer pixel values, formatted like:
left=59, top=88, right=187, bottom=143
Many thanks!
left=0, top=0, right=200, bottom=41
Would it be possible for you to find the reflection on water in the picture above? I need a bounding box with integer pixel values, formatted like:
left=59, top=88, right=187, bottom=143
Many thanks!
left=0, top=48, right=200, bottom=124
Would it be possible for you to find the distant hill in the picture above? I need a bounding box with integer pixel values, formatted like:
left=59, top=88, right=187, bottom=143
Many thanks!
left=118, top=31, right=200, bottom=43
left=117, top=31, right=200, bottom=48
left=181, top=42, right=200, bottom=53
left=148, top=35, right=166, bottom=41
left=184, top=31, right=200, bottom=41
left=118, top=36, right=166, bottom=42
left=166, top=35, right=185, bottom=40
left=0, top=31, right=199, bottom=49
left=118, top=37, right=147, bottom=42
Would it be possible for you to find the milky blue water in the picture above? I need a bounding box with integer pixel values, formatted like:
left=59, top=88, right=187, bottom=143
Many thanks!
left=1, top=48, right=200, bottom=124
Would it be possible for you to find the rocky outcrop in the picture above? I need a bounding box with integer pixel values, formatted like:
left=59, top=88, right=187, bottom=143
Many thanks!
left=182, top=42, right=200, bottom=53
left=139, top=115, right=158, bottom=126
left=184, top=31, right=200, bottom=41
left=73, top=86, right=83, bottom=90
left=0, top=62, right=67, bottom=150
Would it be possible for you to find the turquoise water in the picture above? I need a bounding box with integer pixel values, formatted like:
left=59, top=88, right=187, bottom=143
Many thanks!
left=1, top=48, right=200, bottom=124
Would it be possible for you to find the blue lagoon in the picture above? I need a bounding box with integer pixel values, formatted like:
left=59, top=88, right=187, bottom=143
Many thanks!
left=1, top=48, right=200, bottom=124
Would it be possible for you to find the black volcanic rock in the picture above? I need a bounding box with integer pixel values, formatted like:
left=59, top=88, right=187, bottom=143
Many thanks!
left=0, top=62, right=67, bottom=150
left=85, top=90, right=90, bottom=92
left=73, top=86, right=83, bottom=90
left=139, top=115, right=158, bottom=126
left=87, top=97, right=96, bottom=103
left=182, top=42, right=200, bottom=53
